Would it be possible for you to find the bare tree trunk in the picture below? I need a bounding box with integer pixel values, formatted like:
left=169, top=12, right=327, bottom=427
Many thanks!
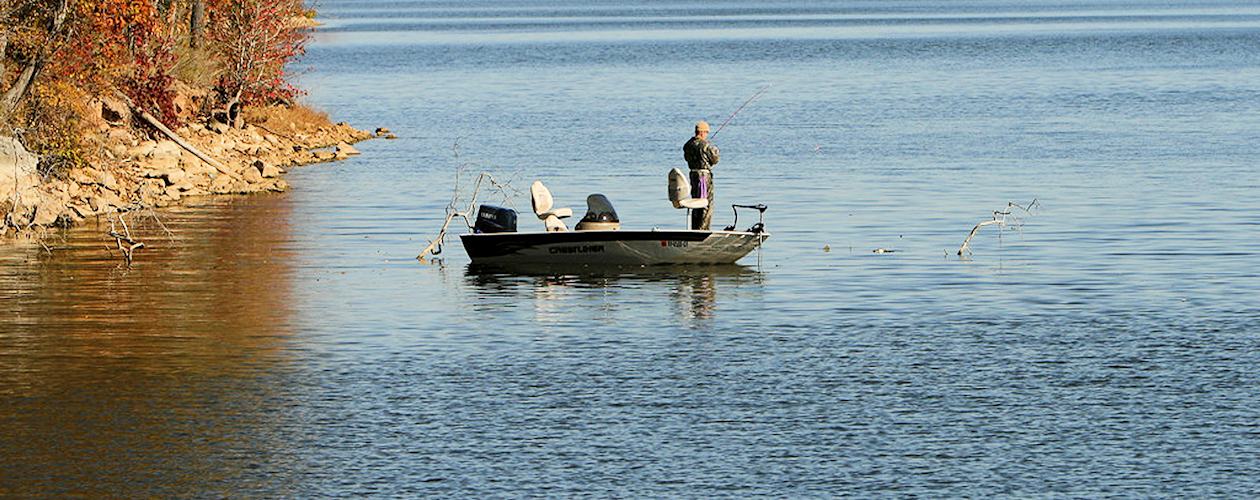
left=0, top=0, right=72, bottom=121
left=0, top=0, right=11, bottom=80
left=0, top=64, right=41, bottom=121
left=190, top=0, right=206, bottom=49
left=0, top=31, right=8, bottom=81
left=225, top=88, right=243, bottom=128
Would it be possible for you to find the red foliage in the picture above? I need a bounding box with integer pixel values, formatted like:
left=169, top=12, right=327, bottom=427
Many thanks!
left=122, top=30, right=178, bottom=126
left=44, top=0, right=179, bottom=126
left=3, top=0, right=311, bottom=130
left=207, top=0, right=308, bottom=106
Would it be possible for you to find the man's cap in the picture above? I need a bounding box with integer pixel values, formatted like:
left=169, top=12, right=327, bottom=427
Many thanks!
left=695, top=120, right=710, bottom=132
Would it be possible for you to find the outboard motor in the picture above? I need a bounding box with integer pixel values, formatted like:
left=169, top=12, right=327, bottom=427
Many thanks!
left=575, top=194, right=620, bottom=231
left=474, top=204, right=517, bottom=233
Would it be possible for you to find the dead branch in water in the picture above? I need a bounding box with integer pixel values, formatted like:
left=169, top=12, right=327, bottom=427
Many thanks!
left=143, top=207, right=176, bottom=243
left=416, top=170, right=520, bottom=262
left=957, top=199, right=1039, bottom=256
left=108, top=215, right=144, bottom=266
left=417, top=140, right=522, bottom=262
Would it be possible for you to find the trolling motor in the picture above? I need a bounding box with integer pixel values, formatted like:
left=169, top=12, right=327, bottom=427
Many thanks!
left=724, top=203, right=767, bottom=233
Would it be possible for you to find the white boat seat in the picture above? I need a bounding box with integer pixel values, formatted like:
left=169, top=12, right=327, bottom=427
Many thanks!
left=530, top=180, right=572, bottom=232
left=668, top=168, right=708, bottom=209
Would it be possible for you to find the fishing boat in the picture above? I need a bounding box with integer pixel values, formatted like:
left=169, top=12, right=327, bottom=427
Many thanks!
left=423, top=169, right=768, bottom=266
left=461, top=227, right=766, bottom=265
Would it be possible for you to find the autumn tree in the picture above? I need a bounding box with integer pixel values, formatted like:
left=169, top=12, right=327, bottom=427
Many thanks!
left=207, top=0, right=307, bottom=127
left=0, top=0, right=74, bottom=122
left=68, top=1, right=179, bottom=123
left=0, top=0, right=187, bottom=172
left=1, top=0, right=312, bottom=164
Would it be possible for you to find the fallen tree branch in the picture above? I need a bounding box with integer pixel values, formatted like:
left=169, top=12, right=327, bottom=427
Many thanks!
left=114, top=92, right=240, bottom=181
left=108, top=215, right=144, bottom=266
left=958, top=220, right=1003, bottom=256
left=144, top=207, right=176, bottom=243
left=416, top=172, right=520, bottom=262
left=417, top=211, right=458, bottom=261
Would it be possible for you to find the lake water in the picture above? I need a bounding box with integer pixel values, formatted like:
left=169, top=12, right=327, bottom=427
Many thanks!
left=3, top=0, right=1260, bottom=496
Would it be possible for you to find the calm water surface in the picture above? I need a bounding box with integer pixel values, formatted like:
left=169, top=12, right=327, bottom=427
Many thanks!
left=3, top=0, right=1259, bottom=496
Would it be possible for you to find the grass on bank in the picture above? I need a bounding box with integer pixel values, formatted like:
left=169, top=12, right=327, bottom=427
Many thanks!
left=241, top=103, right=331, bottom=137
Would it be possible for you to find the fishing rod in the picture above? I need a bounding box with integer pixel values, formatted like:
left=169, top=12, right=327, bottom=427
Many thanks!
left=710, top=85, right=769, bottom=140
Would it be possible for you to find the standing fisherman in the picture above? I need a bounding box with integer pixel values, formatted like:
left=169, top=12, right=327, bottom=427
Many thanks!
left=682, top=120, right=720, bottom=230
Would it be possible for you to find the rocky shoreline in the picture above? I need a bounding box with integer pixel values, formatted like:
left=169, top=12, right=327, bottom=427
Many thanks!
left=2, top=102, right=387, bottom=244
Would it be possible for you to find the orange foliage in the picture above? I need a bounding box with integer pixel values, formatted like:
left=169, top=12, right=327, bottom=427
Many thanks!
left=54, top=0, right=159, bottom=86
left=2, top=0, right=176, bottom=125
left=2, top=0, right=312, bottom=134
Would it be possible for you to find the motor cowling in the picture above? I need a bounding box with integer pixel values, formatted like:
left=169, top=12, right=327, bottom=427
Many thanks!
left=474, top=205, right=517, bottom=233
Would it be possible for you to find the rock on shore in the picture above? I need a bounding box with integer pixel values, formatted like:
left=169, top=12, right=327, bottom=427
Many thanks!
left=1, top=117, right=374, bottom=240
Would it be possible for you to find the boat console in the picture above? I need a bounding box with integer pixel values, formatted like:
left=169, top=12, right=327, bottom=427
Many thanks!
left=575, top=194, right=620, bottom=231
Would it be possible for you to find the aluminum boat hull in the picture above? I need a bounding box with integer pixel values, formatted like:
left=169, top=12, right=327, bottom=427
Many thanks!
left=460, top=230, right=768, bottom=265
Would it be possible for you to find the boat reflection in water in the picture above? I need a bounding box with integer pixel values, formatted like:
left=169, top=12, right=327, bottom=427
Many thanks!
left=463, top=263, right=763, bottom=324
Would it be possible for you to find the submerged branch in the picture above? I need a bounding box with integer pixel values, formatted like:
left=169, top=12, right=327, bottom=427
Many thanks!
left=417, top=171, right=517, bottom=262
left=108, top=215, right=145, bottom=266
left=417, top=140, right=525, bottom=262
left=957, top=198, right=1039, bottom=256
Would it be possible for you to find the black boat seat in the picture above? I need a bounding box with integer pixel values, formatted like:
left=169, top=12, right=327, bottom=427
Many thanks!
left=575, top=194, right=620, bottom=231
left=668, top=168, right=708, bottom=209
left=530, top=180, right=572, bottom=232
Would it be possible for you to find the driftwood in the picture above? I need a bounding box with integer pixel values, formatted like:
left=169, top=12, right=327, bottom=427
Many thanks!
left=417, top=211, right=458, bottom=261
left=114, top=92, right=240, bottom=180
left=957, top=199, right=1039, bottom=256
left=417, top=140, right=524, bottom=262
left=144, top=207, right=176, bottom=242
left=252, top=121, right=295, bottom=142
left=958, top=220, right=1004, bottom=255
left=108, top=215, right=144, bottom=266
